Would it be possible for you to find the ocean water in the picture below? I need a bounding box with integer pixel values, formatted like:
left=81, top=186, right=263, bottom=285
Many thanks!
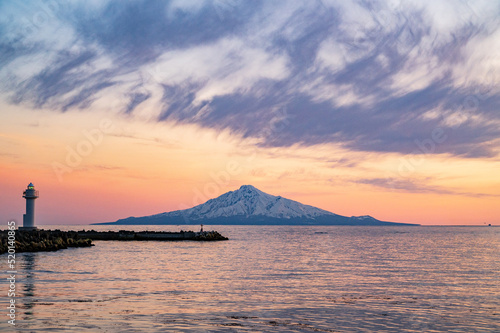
left=0, top=225, right=498, bottom=332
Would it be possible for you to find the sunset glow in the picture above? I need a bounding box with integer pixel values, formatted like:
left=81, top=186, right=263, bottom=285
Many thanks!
left=1, top=1, right=499, bottom=225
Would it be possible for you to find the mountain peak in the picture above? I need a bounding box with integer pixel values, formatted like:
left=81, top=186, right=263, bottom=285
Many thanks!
left=171, top=185, right=335, bottom=220
left=104, top=185, right=419, bottom=226
left=238, top=184, right=259, bottom=192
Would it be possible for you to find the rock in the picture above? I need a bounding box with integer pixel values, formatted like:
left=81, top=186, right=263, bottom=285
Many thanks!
left=0, top=230, right=94, bottom=255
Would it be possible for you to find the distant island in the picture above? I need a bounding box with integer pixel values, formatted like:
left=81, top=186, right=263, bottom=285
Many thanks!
left=96, top=185, right=419, bottom=226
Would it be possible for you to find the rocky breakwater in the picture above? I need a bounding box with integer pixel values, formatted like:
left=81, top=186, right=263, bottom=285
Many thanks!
left=193, top=231, right=228, bottom=241
left=0, top=229, right=93, bottom=255
left=76, top=229, right=229, bottom=241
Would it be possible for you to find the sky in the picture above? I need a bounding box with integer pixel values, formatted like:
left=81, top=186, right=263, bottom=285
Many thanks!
left=1, top=0, right=499, bottom=225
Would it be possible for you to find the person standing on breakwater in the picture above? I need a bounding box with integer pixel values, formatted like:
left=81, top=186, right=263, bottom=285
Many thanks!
left=200, top=224, right=203, bottom=232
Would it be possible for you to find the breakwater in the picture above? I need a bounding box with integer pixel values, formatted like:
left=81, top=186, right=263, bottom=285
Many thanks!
left=0, top=229, right=228, bottom=255
left=0, top=229, right=93, bottom=255
left=77, top=229, right=228, bottom=241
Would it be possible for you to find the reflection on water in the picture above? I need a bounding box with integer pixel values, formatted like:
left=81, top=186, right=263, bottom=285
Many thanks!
left=21, top=253, right=37, bottom=318
left=0, top=226, right=498, bottom=332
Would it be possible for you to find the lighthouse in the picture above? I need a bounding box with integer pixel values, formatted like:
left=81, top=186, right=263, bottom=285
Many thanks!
left=22, top=183, right=39, bottom=230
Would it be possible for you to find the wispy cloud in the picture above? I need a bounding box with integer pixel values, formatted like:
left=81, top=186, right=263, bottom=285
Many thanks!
left=1, top=0, right=499, bottom=157
left=357, top=177, right=498, bottom=197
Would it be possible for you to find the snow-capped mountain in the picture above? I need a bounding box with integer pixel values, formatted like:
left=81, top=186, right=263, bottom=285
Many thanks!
left=101, top=185, right=417, bottom=225
left=167, top=185, right=336, bottom=220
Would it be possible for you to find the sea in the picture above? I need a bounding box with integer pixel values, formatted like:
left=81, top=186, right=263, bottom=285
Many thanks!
left=0, top=225, right=498, bottom=332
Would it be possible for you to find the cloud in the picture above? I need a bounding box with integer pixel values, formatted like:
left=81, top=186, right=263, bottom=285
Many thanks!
left=1, top=0, right=499, bottom=158
left=357, top=177, right=498, bottom=197
left=125, top=92, right=151, bottom=114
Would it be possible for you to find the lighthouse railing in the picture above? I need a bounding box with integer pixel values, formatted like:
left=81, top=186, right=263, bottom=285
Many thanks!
left=23, top=190, right=39, bottom=197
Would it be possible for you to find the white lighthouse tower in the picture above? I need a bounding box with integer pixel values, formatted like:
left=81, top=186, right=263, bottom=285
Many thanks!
left=21, top=183, right=39, bottom=230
